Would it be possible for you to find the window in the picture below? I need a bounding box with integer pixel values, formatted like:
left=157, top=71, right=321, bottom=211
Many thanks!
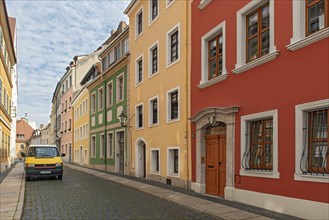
left=66, top=80, right=68, bottom=91
left=295, top=99, right=329, bottom=182
left=69, top=75, right=72, bottom=86
left=199, top=21, right=227, bottom=89
left=151, top=149, right=160, bottom=174
left=150, top=0, right=159, bottom=23
left=91, top=92, right=96, bottom=113
left=136, top=7, right=143, bottom=37
left=168, top=148, right=179, bottom=176
left=208, top=31, right=223, bottom=79
left=240, top=110, right=279, bottom=179
left=246, top=3, right=270, bottom=63
left=167, top=88, right=179, bottom=122
left=123, top=38, right=129, bottom=54
left=149, top=42, right=159, bottom=76
left=91, top=136, right=96, bottom=158
left=306, top=0, right=328, bottom=36
left=107, top=132, right=114, bottom=158
left=98, top=88, right=104, bottom=111
left=135, top=55, right=143, bottom=85
left=110, top=50, right=115, bottom=65
left=136, top=104, right=143, bottom=129
left=115, top=44, right=121, bottom=61
left=107, top=82, right=113, bottom=107
left=69, top=97, right=71, bottom=108
left=116, top=74, right=124, bottom=102
left=20, top=144, right=24, bottom=150
left=100, top=134, right=105, bottom=159
left=167, top=24, right=180, bottom=66
left=149, top=97, right=159, bottom=126
left=69, top=119, right=71, bottom=131
left=102, top=58, right=107, bottom=72
left=288, top=0, right=329, bottom=51
left=233, top=0, right=278, bottom=74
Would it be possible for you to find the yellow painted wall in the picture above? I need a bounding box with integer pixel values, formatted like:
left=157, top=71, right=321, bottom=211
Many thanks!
left=72, top=88, right=90, bottom=166
left=127, top=0, right=190, bottom=187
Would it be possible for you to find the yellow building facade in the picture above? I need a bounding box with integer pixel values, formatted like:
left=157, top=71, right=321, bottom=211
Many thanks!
left=125, top=0, right=190, bottom=187
left=72, top=88, right=90, bottom=166
left=0, top=0, right=16, bottom=171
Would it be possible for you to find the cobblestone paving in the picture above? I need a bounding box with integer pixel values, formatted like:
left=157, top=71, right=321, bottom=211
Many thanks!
left=22, top=167, right=216, bottom=220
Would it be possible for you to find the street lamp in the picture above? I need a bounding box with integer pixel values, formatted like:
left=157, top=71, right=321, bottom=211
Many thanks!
left=119, top=111, right=128, bottom=127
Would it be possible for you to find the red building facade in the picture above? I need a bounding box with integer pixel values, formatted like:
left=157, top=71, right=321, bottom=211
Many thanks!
left=190, top=0, right=328, bottom=219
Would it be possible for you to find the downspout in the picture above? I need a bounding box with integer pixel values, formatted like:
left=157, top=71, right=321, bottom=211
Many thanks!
left=99, top=57, right=107, bottom=171
left=185, top=0, right=190, bottom=190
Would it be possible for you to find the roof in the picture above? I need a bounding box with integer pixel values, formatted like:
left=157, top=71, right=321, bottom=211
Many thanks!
left=8, top=17, right=16, bottom=42
left=29, top=145, right=58, bottom=148
left=16, top=119, right=34, bottom=142
left=124, top=0, right=137, bottom=15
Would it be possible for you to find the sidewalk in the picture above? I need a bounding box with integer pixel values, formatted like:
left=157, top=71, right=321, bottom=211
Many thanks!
left=0, top=162, right=25, bottom=220
left=65, top=163, right=299, bottom=220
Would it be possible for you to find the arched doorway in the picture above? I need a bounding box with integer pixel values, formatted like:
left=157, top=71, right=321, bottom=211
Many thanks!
left=136, top=140, right=146, bottom=178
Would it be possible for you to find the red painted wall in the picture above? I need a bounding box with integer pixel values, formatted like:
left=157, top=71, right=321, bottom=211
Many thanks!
left=191, top=0, right=329, bottom=203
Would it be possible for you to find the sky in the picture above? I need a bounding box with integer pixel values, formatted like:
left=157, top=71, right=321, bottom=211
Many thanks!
left=6, top=0, right=130, bottom=126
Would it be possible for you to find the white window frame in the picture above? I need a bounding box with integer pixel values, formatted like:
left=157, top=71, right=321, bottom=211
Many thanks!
left=135, top=54, right=144, bottom=86
left=91, top=92, right=96, bottom=114
left=123, top=38, right=129, bottom=55
left=166, top=87, right=180, bottom=123
left=198, top=0, right=212, bottom=10
left=98, top=87, right=104, bottom=111
left=149, top=95, right=159, bottom=127
left=135, top=103, right=144, bottom=130
left=107, top=131, right=114, bottom=159
left=149, top=0, right=159, bottom=26
left=100, top=134, right=105, bottom=159
left=167, top=147, right=180, bottom=177
left=148, top=41, right=159, bottom=78
left=107, top=81, right=113, bottom=107
left=91, top=135, right=96, bottom=158
left=116, top=73, right=124, bottom=103
left=199, top=21, right=228, bottom=89
left=240, top=109, right=279, bottom=179
left=150, top=148, right=160, bottom=175
left=166, top=23, right=181, bottom=68
left=166, top=0, right=175, bottom=9
left=232, top=0, right=279, bottom=75
left=287, top=0, right=329, bottom=51
left=135, top=6, right=144, bottom=39
left=295, top=99, right=329, bottom=183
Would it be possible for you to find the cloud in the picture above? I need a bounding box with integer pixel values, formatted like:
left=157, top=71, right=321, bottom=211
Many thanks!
left=6, top=0, right=130, bottom=125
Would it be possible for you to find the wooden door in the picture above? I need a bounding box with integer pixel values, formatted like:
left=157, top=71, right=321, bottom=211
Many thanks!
left=206, top=134, right=226, bottom=196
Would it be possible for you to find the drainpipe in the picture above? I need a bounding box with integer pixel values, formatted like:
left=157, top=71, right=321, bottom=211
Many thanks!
left=99, top=57, right=107, bottom=171
left=185, top=0, right=190, bottom=190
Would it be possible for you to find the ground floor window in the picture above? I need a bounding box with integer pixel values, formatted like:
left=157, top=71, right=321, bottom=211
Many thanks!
left=151, top=148, right=160, bottom=174
left=167, top=147, right=179, bottom=176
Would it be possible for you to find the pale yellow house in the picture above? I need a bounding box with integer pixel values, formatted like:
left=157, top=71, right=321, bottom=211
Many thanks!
left=124, top=0, right=190, bottom=188
left=0, top=0, right=16, bottom=172
left=72, top=86, right=89, bottom=166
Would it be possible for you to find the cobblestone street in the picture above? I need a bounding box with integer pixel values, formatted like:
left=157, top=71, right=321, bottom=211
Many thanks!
left=22, top=167, right=216, bottom=220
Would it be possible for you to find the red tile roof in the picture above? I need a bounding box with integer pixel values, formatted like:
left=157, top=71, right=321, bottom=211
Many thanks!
left=16, top=119, right=34, bottom=142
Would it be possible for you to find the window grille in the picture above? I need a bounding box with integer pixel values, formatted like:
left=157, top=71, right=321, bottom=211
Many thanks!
left=301, top=109, right=328, bottom=175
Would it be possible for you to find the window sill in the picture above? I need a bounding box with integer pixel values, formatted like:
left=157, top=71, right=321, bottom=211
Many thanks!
left=198, top=73, right=228, bottom=89
left=148, top=71, right=159, bottom=79
left=150, top=171, right=160, bottom=175
left=166, top=58, right=180, bottom=69
left=294, top=173, right=329, bottom=183
left=148, top=16, right=159, bottom=28
left=149, top=123, right=159, bottom=128
left=166, top=118, right=180, bottom=124
left=135, top=127, right=144, bottom=131
left=167, top=173, right=180, bottom=178
left=135, top=32, right=143, bottom=41
left=135, top=81, right=143, bottom=88
left=287, top=27, right=329, bottom=51
left=198, top=0, right=212, bottom=10
left=240, top=170, right=280, bottom=179
left=232, top=51, right=280, bottom=75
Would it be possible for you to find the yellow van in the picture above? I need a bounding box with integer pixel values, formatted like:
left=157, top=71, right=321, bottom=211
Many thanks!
left=21, top=145, right=65, bottom=181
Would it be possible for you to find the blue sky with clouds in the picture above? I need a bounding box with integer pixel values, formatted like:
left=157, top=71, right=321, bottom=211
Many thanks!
left=6, top=0, right=130, bottom=126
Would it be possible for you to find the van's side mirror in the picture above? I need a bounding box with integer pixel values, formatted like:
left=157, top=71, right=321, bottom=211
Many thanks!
left=21, top=152, right=26, bottom=158
left=61, top=153, right=65, bottom=157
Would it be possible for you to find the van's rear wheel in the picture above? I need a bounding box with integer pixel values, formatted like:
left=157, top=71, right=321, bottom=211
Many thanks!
left=25, top=176, right=30, bottom=181
left=58, top=175, right=63, bottom=180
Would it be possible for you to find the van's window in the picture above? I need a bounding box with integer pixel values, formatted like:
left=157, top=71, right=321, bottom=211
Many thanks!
left=28, top=147, right=59, bottom=157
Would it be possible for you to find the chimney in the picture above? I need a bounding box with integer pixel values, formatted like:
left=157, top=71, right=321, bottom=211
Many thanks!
left=40, top=124, right=45, bottom=129
left=66, top=66, right=70, bottom=71
left=118, top=21, right=127, bottom=32
left=111, top=29, right=116, bottom=35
